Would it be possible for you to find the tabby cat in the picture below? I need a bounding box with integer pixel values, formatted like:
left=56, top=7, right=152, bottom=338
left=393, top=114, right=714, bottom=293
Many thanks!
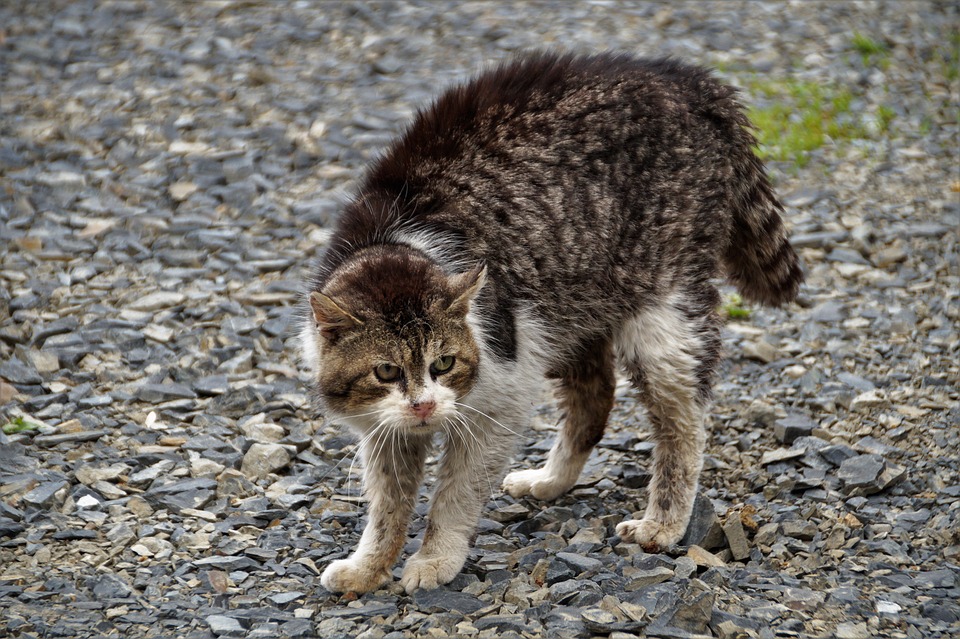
left=300, top=51, right=802, bottom=594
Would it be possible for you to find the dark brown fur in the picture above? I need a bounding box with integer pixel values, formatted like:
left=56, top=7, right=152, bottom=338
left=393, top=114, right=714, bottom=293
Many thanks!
left=304, top=51, right=802, bottom=593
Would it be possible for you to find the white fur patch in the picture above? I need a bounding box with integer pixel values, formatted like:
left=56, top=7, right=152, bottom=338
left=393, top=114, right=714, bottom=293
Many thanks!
left=393, top=227, right=474, bottom=274
left=298, top=315, right=320, bottom=375
left=613, top=295, right=700, bottom=377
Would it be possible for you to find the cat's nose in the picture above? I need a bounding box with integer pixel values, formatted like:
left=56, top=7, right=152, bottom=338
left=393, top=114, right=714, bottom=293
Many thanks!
left=410, top=400, right=436, bottom=420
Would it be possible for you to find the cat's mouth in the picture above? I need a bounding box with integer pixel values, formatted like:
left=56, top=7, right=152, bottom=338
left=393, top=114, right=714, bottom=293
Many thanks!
left=407, top=417, right=439, bottom=431
left=397, top=415, right=444, bottom=433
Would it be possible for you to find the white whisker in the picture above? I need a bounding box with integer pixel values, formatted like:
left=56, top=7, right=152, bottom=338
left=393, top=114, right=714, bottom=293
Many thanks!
left=451, top=410, right=504, bottom=512
left=454, top=402, right=523, bottom=438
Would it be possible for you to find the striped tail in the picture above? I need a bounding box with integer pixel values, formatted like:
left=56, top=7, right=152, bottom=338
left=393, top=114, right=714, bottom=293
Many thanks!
left=723, top=154, right=804, bottom=307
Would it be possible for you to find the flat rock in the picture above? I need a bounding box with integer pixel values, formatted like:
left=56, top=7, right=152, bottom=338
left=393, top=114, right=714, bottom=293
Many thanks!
left=241, top=443, right=293, bottom=480
left=837, top=454, right=885, bottom=496
left=760, top=447, right=806, bottom=465
left=207, top=615, right=246, bottom=637
left=22, top=480, right=68, bottom=508
left=625, top=566, right=675, bottom=590
left=686, top=545, right=725, bottom=568
left=722, top=515, right=750, bottom=561
left=774, top=414, right=816, bottom=444
left=0, top=358, right=42, bottom=385
left=127, top=291, right=186, bottom=312
left=679, top=492, right=724, bottom=550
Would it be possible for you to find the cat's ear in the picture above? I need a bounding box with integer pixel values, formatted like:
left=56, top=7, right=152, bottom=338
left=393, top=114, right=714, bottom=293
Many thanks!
left=310, top=291, right=363, bottom=340
left=447, top=263, right=487, bottom=315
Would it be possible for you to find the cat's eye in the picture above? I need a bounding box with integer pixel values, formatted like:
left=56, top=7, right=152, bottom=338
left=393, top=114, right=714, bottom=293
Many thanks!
left=430, top=356, right=455, bottom=375
left=374, top=363, right=402, bottom=382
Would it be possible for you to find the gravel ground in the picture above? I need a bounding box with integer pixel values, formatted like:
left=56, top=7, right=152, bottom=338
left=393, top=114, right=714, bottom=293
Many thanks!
left=1, top=1, right=958, bottom=638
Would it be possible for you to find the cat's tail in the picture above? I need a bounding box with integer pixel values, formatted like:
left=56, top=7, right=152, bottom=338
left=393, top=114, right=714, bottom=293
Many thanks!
left=723, top=155, right=803, bottom=307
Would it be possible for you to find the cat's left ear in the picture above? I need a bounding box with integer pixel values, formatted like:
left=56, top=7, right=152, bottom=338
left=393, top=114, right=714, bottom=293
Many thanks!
left=310, top=291, right=363, bottom=340
left=447, top=263, right=487, bottom=315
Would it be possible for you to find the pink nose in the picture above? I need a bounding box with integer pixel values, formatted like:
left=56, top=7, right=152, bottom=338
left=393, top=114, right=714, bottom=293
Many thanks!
left=411, top=400, right=436, bottom=421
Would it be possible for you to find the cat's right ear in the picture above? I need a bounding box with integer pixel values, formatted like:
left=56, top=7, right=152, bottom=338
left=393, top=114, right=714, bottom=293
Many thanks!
left=447, top=263, right=487, bottom=315
left=310, top=291, right=363, bottom=340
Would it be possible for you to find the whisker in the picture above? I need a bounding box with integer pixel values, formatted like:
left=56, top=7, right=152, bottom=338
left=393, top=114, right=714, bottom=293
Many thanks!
left=345, top=409, right=384, bottom=420
left=452, top=410, right=504, bottom=513
left=310, top=419, right=385, bottom=490
left=454, top=402, right=523, bottom=438
left=346, top=421, right=387, bottom=507
left=390, top=426, right=407, bottom=505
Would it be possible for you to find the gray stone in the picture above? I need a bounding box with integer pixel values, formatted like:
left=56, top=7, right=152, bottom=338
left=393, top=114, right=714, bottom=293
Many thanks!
left=90, top=573, right=135, bottom=599
left=22, top=481, right=68, bottom=509
left=136, top=382, right=197, bottom=402
left=544, top=558, right=577, bottom=585
left=782, top=587, right=825, bottom=612
left=781, top=520, right=818, bottom=541
left=194, top=556, right=261, bottom=571
left=413, top=587, right=484, bottom=614
left=791, top=230, right=849, bottom=248
left=0, top=357, right=43, bottom=385
left=241, top=443, right=293, bottom=480
left=722, top=515, right=750, bottom=561
left=473, top=614, right=529, bottom=634
left=194, top=375, right=230, bottom=396
left=487, top=502, right=530, bottom=523
left=810, top=301, right=846, bottom=322
left=819, top=444, right=858, bottom=467
left=325, top=599, right=397, bottom=618
left=913, top=569, right=956, bottom=589
left=650, top=580, right=715, bottom=634
left=556, top=552, right=603, bottom=574
left=827, top=247, right=871, bottom=265
left=679, top=492, right=724, bottom=550
left=920, top=603, right=959, bottom=623
left=774, top=414, right=816, bottom=444
left=206, top=614, right=246, bottom=637
left=128, top=291, right=186, bottom=312
left=621, top=462, right=651, bottom=488
left=837, top=454, right=885, bottom=496
left=625, top=566, right=675, bottom=590
left=33, top=430, right=108, bottom=446
left=266, top=591, right=304, bottom=606
left=581, top=607, right=647, bottom=634
left=835, top=621, right=870, bottom=639
left=544, top=606, right=589, bottom=638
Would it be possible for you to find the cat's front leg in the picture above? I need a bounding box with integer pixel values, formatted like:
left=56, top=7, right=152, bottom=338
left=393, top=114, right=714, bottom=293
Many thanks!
left=401, top=421, right=515, bottom=593
left=321, top=432, right=429, bottom=593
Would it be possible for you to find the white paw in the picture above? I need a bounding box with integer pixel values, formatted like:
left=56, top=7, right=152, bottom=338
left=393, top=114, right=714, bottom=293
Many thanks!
left=502, top=468, right=571, bottom=501
left=320, top=557, right=390, bottom=594
left=616, top=517, right=686, bottom=552
left=400, top=551, right=465, bottom=594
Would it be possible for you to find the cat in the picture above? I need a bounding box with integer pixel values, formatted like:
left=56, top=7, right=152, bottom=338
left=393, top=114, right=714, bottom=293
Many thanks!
left=300, top=51, right=803, bottom=594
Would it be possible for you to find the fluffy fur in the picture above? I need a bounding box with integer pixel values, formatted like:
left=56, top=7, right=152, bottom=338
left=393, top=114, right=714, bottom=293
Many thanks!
left=301, top=51, right=802, bottom=593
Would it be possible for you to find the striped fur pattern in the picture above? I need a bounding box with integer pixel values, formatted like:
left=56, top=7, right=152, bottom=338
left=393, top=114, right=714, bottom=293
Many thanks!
left=301, top=51, right=802, bottom=593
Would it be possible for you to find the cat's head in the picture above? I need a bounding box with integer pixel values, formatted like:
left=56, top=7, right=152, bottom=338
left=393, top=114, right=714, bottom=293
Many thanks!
left=302, top=245, right=486, bottom=433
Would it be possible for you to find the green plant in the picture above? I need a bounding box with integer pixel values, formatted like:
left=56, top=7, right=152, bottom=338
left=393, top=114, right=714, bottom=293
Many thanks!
left=2, top=416, right=41, bottom=435
left=852, top=32, right=887, bottom=63
left=940, top=30, right=959, bottom=82
left=721, top=293, right=752, bottom=320
left=875, top=104, right=896, bottom=133
left=744, top=77, right=867, bottom=168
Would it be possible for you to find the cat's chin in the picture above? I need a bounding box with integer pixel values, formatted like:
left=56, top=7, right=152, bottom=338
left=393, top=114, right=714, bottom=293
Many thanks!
left=343, top=413, right=447, bottom=435
left=397, top=417, right=445, bottom=434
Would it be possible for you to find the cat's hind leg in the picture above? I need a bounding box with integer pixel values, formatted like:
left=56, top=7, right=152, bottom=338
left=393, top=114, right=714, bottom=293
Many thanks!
left=613, top=293, right=721, bottom=551
left=502, top=338, right=615, bottom=501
